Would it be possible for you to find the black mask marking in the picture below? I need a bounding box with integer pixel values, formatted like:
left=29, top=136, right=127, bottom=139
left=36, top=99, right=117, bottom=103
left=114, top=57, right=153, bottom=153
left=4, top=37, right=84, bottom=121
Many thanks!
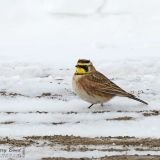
left=76, top=65, right=89, bottom=72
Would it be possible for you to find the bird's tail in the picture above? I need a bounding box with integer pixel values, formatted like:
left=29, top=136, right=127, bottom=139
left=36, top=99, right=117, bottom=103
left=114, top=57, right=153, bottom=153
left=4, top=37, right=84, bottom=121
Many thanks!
left=128, top=94, right=148, bottom=105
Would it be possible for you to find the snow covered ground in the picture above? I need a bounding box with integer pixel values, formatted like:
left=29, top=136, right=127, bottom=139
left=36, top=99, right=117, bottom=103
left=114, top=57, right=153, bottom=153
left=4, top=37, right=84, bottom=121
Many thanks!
left=0, top=59, right=159, bottom=138
left=0, top=0, right=160, bottom=159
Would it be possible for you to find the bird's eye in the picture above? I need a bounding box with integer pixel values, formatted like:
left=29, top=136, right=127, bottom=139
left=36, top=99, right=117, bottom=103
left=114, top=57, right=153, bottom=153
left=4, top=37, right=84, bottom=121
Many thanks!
left=82, top=65, right=88, bottom=72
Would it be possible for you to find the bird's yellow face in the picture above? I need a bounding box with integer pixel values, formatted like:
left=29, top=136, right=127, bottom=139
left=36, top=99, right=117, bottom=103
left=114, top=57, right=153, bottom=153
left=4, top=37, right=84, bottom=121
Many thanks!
left=75, top=63, right=90, bottom=74
left=75, top=59, right=95, bottom=75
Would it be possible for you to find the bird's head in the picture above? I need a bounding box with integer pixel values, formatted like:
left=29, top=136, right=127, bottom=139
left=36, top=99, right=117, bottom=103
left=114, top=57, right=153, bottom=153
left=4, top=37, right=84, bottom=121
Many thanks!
left=75, top=59, right=96, bottom=75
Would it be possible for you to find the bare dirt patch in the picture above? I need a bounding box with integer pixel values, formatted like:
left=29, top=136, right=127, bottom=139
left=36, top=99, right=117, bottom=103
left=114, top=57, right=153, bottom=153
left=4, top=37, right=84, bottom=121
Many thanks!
left=0, top=91, right=26, bottom=97
left=36, top=93, right=63, bottom=99
left=100, top=156, right=160, bottom=160
left=0, top=137, right=33, bottom=147
left=24, top=135, right=160, bottom=148
left=0, top=136, right=159, bottom=159
left=106, top=116, right=134, bottom=121
left=0, top=135, right=159, bottom=148
left=0, top=91, right=66, bottom=101
left=0, top=121, right=15, bottom=124
left=42, top=156, right=160, bottom=160
left=143, top=110, right=160, bottom=117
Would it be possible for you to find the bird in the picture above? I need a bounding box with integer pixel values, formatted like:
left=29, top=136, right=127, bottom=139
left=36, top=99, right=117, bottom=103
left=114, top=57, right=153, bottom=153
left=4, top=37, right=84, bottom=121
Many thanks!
left=72, top=59, right=148, bottom=108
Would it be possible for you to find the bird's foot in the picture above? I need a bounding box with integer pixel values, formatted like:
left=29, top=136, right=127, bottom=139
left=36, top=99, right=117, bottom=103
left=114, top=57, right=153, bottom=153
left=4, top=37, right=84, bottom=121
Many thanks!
left=88, top=104, right=94, bottom=109
left=101, top=103, right=104, bottom=107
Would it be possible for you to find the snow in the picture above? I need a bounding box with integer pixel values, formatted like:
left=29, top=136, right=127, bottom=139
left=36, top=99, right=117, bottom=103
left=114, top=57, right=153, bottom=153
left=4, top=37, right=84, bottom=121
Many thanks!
left=0, top=60, right=159, bottom=138
left=0, top=0, right=160, bottom=158
left=0, top=0, right=160, bottom=66
left=25, top=149, right=160, bottom=159
left=24, top=147, right=160, bottom=159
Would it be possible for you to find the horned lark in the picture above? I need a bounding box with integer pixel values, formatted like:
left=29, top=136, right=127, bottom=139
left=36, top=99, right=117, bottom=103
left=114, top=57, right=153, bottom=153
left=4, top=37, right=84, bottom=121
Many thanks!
left=72, top=59, right=148, bottom=108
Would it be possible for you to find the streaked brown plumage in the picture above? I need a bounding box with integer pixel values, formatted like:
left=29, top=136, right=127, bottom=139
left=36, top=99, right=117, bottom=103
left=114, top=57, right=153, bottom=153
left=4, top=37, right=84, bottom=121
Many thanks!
left=72, top=59, right=148, bottom=108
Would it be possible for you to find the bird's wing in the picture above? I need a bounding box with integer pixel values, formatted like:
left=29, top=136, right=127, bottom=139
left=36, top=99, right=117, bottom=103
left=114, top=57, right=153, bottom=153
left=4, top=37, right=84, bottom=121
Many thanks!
left=82, top=71, right=130, bottom=97
left=80, top=71, right=148, bottom=105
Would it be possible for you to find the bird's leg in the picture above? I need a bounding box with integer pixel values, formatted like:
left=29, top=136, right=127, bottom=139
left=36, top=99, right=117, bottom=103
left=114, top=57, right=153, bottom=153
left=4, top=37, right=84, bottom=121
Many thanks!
left=88, top=104, right=94, bottom=109
left=101, top=103, right=104, bottom=107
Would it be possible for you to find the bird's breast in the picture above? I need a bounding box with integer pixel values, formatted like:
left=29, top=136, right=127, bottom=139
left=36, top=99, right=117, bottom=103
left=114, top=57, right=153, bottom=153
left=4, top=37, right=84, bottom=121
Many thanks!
left=72, top=75, right=113, bottom=104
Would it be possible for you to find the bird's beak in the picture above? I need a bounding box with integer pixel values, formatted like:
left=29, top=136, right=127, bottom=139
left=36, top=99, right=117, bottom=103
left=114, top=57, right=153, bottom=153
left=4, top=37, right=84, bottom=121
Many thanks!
left=75, top=65, right=80, bottom=68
